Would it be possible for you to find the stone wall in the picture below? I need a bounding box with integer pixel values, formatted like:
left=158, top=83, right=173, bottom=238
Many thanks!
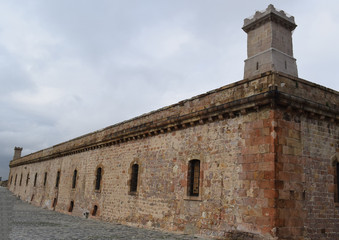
left=7, top=72, right=339, bottom=239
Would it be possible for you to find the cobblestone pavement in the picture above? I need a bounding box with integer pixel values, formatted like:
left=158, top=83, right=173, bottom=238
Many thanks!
left=0, top=187, right=209, bottom=240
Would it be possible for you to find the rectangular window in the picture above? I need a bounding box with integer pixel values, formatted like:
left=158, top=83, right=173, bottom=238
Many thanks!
left=95, top=167, right=102, bottom=191
left=44, top=172, right=47, bottom=186
left=26, top=173, right=29, bottom=186
left=55, top=171, right=60, bottom=188
left=19, top=174, right=22, bottom=186
left=34, top=173, right=37, bottom=187
left=68, top=201, right=74, bottom=212
left=130, top=164, right=139, bottom=193
left=188, top=160, right=200, bottom=197
left=72, top=170, right=77, bottom=189
left=336, top=162, right=339, bottom=203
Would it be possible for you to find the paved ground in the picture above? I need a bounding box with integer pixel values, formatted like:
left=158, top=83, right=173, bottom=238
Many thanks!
left=0, top=187, right=208, bottom=240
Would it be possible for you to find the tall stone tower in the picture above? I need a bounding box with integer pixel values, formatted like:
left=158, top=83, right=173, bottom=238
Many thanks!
left=243, top=4, right=298, bottom=79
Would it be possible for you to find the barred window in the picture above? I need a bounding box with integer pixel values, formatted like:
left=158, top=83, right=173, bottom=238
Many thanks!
left=130, top=164, right=139, bottom=193
left=187, top=160, right=200, bottom=197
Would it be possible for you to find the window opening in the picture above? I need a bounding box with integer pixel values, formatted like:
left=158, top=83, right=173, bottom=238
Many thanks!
left=10, top=175, right=13, bottom=185
left=26, top=173, right=29, bottom=186
left=336, top=162, right=339, bottom=203
left=55, top=171, right=60, bottom=188
left=34, top=173, right=37, bottom=187
left=19, top=173, right=22, bottom=186
left=15, top=174, right=17, bottom=186
left=188, top=160, right=200, bottom=196
left=52, top=198, right=57, bottom=209
left=92, top=205, right=98, bottom=216
left=44, top=172, right=47, bottom=186
left=72, top=169, right=77, bottom=189
left=130, top=164, right=139, bottom=193
left=95, top=167, right=102, bottom=191
left=256, top=62, right=259, bottom=70
left=68, top=201, right=74, bottom=212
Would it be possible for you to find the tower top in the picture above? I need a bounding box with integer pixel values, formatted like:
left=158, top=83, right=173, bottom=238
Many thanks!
left=243, top=4, right=296, bottom=33
left=243, top=5, right=298, bottom=79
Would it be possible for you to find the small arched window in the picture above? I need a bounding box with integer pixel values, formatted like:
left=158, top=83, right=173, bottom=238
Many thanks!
left=34, top=173, right=37, bottom=187
left=187, top=160, right=200, bottom=197
left=95, top=167, right=102, bottom=191
left=130, top=164, right=139, bottom=193
left=72, top=169, right=77, bottom=189
left=55, top=171, right=60, bottom=188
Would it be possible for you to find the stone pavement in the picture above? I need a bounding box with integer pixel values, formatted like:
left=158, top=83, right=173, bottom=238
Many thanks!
left=0, top=187, right=209, bottom=240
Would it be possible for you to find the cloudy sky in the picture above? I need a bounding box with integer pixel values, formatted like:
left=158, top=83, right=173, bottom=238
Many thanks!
left=0, top=0, right=338, bottom=179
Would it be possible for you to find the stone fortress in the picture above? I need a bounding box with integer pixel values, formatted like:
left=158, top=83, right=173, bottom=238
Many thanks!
left=7, top=5, right=339, bottom=240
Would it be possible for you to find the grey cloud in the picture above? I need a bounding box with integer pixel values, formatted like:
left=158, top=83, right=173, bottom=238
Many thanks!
left=0, top=0, right=338, bottom=180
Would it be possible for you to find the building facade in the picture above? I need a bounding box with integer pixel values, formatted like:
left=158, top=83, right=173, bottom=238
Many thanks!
left=8, top=5, right=339, bottom=240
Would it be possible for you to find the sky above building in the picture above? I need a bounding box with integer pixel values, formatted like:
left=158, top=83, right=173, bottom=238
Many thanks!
left=0, top=0, right=338, bottom=179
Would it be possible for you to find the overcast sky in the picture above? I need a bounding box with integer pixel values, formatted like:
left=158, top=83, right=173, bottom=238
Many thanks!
left=0, top=0, right=338, bottom=179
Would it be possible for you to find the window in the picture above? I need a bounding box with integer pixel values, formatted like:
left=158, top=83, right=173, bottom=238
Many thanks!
left=15, top=174, right=17, bottom=186
left=130, top=164, right=139, bottom=193
left=92, top=205, right=98, bottom=216
left=95, top=167, right=102, bottom=191
left=52, top=198, right=57, bottom=209
left=44, top=172, right=47, bottom=186
left=187, top=160, right=200, bottom=197
left=335, top=162, right=339, bottom=203
left=19, top=173, right=22, bottom=186
left=26, top=173, right=29, bottom=186
left=72, top=169, right=77, bottom=189
left=55, top=171, right=60, bottom=188
left=10, top=175, right=13, bottom=185
left=34, top=173, right=37, bottom=187
left=68, top=201, right=74, bottom=212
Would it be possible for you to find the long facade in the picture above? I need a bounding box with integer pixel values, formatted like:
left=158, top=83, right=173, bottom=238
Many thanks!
left=7, top=5, right=339, bottom=240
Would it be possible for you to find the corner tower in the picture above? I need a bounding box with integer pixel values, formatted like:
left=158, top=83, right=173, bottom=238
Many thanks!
left=243, top=4, right=298, bottom=79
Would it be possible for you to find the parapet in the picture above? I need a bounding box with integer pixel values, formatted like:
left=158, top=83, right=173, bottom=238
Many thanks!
left=243, top=4, right=296, bottom=33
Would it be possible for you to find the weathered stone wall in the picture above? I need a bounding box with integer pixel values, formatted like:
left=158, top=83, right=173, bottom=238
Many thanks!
left=274, top=109, right=339, bottom=239
left=7, top=72, right=339, bottom=239
left=8, top=107, right=277, bottom=239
